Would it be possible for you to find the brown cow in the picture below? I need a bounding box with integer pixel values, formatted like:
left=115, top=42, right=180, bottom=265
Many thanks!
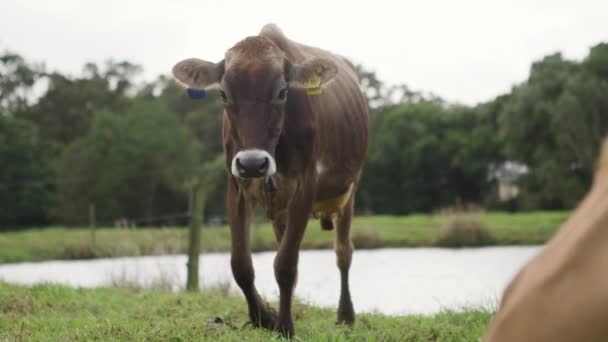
left=484, top=136, right=608, bottom=341
left=172, top=24, right=368, bottom=337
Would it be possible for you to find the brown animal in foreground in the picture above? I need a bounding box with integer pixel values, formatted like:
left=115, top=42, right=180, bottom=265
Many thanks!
left=172, top=24, right=368, bottom=337
left=484, top=137, right=608, bottom=341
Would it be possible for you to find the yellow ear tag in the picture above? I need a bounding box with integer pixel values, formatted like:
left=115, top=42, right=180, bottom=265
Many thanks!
left=304, top=74, right=322, bottom=95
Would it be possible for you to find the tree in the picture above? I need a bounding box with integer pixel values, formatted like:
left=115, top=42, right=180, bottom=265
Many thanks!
left=19, top=60, right=140, bottom=145
left=0, top=116, right=53, bottom=228
left=355, top=64, right=385, bottom=108
left=359, top=100, right=501, bottom=214
left=56, top=99, right=202, bottom=224
left=151, top=79, right=227, bottom=218
left=0, top=51, right=43, bottom=116
left=499, top=48, right=608, bottom=209
left=584, top=43, right=608, bottom=81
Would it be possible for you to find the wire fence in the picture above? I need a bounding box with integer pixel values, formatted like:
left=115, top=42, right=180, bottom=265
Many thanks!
left=118, top=212, right=192, bottom=228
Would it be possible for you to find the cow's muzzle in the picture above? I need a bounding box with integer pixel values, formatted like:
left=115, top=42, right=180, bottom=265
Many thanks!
left=231, top=149, right=276, bottom=178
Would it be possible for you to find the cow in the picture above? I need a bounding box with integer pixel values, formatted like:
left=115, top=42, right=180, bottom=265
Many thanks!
left=172, top=24, right=369, bottom=337
left=484, top=136, right=608, bottom=341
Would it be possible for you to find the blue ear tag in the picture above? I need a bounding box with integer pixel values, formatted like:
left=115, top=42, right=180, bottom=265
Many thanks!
left=187, top=88, right=206, bottom=100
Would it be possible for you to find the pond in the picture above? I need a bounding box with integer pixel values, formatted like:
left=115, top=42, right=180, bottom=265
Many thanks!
left=0, top=246, right=541, bottom=315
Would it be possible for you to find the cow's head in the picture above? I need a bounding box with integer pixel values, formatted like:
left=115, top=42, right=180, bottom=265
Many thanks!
left=172, top=36, right=337, bottom=178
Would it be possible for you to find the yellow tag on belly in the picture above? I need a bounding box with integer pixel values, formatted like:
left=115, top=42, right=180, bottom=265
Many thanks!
left=304, top=74, right=322, bottom=95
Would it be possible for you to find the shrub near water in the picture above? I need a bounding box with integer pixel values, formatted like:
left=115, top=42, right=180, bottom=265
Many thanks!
left=433, top=217, right=495, bottom=247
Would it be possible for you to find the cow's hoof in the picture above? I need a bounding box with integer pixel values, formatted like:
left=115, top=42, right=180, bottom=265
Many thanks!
left=251, top=305, right=277, bottom=330
left=274, top=318, right=295, bottom=339
left=336, top=301, right=355, bottom=326
left=336, top=314, right=355, bottom=326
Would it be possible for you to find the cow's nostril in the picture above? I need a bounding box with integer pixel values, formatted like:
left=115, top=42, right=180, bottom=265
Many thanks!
left=235, top=158, right=246, bottom=173
left=258, top=158, right=269, bottom=173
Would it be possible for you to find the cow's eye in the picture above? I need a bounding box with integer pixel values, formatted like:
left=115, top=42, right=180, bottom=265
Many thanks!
left=219, top=90, right=229, bottom=104
left=277, top=88, right=288, bottom=101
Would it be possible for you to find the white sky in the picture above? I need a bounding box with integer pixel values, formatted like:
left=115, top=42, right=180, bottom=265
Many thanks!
left=1, top=0, right=607, bottom=105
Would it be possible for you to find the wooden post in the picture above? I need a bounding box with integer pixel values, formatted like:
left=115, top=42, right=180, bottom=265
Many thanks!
left=89, top=203, right=96, bottom=255
left=186, top=182, right=205, bottom=291
left=185, top=155, right=224, bottom=291
left=188, top=185, right=194, bottom=214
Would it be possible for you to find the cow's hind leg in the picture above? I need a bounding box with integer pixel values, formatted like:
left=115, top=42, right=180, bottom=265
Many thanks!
left=227, top=177, right=276, bottom=330
left=334, top=193, right=355, bottom=325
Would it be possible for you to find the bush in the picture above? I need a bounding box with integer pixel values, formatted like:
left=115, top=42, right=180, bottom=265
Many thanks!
left=432, top=217, right=495, bottom=247
left=352, top=227, right=383, bottom=248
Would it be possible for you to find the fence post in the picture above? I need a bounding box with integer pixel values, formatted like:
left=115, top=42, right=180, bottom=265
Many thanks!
left=186, top=182, right=205, bottom=291
left=89, top=203, right=96, bottom=255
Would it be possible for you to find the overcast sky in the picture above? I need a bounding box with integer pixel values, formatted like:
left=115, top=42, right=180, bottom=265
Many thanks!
left=1, top=0, right=606, bottom=105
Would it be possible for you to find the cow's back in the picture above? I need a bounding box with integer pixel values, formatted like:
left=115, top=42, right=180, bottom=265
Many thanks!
left=261, top=24, right=369, bottom=201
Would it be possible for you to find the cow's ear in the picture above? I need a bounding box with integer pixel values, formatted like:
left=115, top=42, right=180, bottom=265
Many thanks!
left=172, top=58, right=224, bottom=89
left=286, top=58, right=338, bottom=90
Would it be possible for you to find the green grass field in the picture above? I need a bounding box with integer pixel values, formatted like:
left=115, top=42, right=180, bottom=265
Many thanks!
left=0, top=212, right=569, bottom=263
left=0, top=282, right=493, bottom=341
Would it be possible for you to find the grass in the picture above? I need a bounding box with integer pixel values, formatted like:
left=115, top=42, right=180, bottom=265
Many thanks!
left=0, top=282, right=493, bottom=341
left=0, top=211, right=569, bottom=263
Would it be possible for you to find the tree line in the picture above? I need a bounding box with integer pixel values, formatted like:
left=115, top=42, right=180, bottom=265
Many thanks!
left=1, top=43, right=607, bottom=229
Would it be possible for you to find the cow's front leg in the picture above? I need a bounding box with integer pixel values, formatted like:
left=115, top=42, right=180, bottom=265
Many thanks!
left=273, top=181, right=313, bottom=338
left=227, top=177, right=276, bottom=329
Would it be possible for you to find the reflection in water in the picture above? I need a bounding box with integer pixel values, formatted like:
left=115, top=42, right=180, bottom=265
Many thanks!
left=0, top=247, right=540, bottom=315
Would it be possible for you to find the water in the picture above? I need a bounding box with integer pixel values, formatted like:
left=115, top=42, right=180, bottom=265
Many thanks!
left=0, top=247, right=541, bottom=315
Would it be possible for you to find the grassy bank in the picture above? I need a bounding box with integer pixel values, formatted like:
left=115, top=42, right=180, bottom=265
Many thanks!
left=0, top=282, right=492, bottom=341
left=0, top=212, right=568, bottom=263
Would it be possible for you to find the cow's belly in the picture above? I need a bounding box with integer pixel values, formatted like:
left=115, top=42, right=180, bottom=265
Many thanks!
left=312, top=159, right=359, bottom=217
left=311, top=118, right=366, bottom=215
left=312, top=181, right=354, bottom=218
